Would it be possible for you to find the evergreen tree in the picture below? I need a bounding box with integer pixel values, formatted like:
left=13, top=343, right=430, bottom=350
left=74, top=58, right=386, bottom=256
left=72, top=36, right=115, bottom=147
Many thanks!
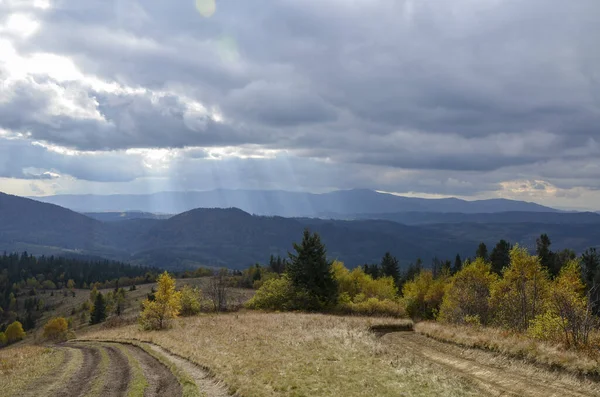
left=380, top=252, right=400, bottom=284
left=581, top=248, right=600, bottom=313
left=452, top=254, right=463, bottom=274
left=287, top=229, right=338, bottom=310
left=490, top=239, right=511, bottom=274
left=90, top=292, right=107, bottom=324
left=582, top=248, right=600, bottom=289
left=476, top=242, right=489, bottom=262
left=536, top=234, right=555, bottom=275
left=363, top=264, right=380, bottom=279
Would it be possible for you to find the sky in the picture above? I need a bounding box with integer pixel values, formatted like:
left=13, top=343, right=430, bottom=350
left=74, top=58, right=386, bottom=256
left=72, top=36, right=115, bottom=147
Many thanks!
left=0, top=0, right=599, bottom=210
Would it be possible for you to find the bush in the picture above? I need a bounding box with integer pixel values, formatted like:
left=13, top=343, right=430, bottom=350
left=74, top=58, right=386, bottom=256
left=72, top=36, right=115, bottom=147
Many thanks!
left=338, top=298, right=405, bottom=317
left=5, top=321, right=26, bottom=343
left=0, top=332, right=7, bottom=347
left=246, top=276, right=296, bottom=310
left=333, top=261, right=397, bottom=301
left=331, top=261, right=404, bottom=317
left=527, top=311, right=564, bottom=343
left=180, top=285, right=202, bottom=316
left=43, top=317, right=70, bottom=341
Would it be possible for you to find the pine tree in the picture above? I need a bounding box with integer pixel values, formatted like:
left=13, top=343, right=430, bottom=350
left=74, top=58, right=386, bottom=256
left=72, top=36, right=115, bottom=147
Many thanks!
left=287, top=229, right=338, bottom=310
left=380, top=252, right=400, bottom=284
left=476, top=242, right=489, bottom=262
left=452, top=254, right=463, bottom=274
left=90, top=292, right=107, bottom=324
left=536, top=233, right=555, bottom=275
left=490, top=240, right=511, bottom=274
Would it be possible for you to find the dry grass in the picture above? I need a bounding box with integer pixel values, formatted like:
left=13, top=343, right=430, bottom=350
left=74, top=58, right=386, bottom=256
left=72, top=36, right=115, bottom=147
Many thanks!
left=415, top=321, right=600, bottom=377
left=0, top=345, right=64, bottom=395
left=26, top=278, right=254, bottom=338
left=82, top=311, right=479, bottom=397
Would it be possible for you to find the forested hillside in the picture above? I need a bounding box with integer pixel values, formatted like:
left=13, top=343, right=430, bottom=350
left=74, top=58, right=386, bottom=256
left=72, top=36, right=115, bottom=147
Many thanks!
left=0, top=252, right=157, bottom=332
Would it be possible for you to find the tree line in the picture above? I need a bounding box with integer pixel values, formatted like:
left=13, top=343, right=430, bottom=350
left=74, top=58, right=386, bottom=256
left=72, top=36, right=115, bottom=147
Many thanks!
left=246, top=229, right=600, bottom=350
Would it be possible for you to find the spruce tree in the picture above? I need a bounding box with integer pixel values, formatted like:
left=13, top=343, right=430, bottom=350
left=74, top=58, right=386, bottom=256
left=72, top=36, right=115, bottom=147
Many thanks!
left=287, top=229, right=338, bottom=310
left=476, top=242, right=489, bottom=262
left=490, top=240, right=511, bottom=274
left=452, top=254, right=463, bottom=274
left=380, top=252, right=400, bottom=283
left=90, top=292, right=107, bottom=324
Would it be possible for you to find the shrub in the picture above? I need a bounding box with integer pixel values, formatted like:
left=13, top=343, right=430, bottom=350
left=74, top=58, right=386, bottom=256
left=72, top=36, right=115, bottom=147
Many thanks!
left=438, top=258, right=497, bottom=325
left=333, top=261, right=397, bottom=301
left=180, top=285, right=202, bottom=316
left=338, top=298, right=405, bottom=317
left=527, top=311, right=564, bottom=343
left=139, top=271, right=181, bottom=330
left=0, top=332, right=6, bottom=347
left=43, top=317, right=69, bottom=341
left=246, top=275, right=296, bottom=310
left=5, top=321, right=26, bottom=343
left=332, top=261, right=404, bottom=317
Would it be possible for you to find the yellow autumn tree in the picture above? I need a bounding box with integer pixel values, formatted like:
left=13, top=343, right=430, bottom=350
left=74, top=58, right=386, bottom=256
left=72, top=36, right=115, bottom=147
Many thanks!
left=489, top=245, right=550, bottom=331
left=403, top=270, right=449, bottom=320
left=43, top=317, right=70, bottom=341
left=139, top=271, right=181, bottom=330
left=528, top=260, right=597, bottom=347
left=438, top=258, right=498, bottom=325
left=5, top=321, right=26, bottom=343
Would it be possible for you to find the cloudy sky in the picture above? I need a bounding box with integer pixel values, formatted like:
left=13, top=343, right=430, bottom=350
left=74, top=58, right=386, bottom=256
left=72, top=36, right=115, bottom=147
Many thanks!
left=1, top=0, right=599, bottom=209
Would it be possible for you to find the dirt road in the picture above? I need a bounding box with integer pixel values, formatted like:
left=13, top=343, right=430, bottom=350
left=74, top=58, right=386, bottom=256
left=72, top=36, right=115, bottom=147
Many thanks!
left=18, top=341, right=229, bottom=397
left=383, top=332, right=600, bottom=397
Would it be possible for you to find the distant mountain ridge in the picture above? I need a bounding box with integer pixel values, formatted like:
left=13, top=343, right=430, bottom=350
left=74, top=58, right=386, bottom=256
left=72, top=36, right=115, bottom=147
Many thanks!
left=2, top=191, right=599, bottom=272
left=32, top=189, right=559, bottom=216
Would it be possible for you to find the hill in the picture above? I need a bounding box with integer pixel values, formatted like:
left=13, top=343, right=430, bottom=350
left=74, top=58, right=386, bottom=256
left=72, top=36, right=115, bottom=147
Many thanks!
left=84, top=211, right=172, bottom=222
left=2, top=193, right=598, bottom=271
left=343, top=211, right=600, bottom=225
left=32, top=189, right=559, bottom=216
left=0, top=192, right=118, bottom=256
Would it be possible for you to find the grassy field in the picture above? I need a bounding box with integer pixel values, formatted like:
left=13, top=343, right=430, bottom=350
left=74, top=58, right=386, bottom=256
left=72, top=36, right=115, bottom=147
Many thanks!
left=415, top=321, right=600, bottom=376
left=83, top=312, right=480, bottom=397
left=0, top=345, right=65, bottom=395
left=24, top=278, right=255, bottom=340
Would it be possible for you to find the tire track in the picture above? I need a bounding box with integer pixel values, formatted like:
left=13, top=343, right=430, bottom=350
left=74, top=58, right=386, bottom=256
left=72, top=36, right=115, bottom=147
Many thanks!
left=145, top=342, right=231, bottom=397
left=383, top=332, right=600, bottom=397
left=53, top=344, right=102, bottom=397
left=124, top=344, right=181, bottom=397
left=100, top=344, right=132, bottom=397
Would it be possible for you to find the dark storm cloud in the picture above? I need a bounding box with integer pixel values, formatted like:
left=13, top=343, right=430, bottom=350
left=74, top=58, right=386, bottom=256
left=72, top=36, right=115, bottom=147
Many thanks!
left=1, top=0, right=599, bottom=200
